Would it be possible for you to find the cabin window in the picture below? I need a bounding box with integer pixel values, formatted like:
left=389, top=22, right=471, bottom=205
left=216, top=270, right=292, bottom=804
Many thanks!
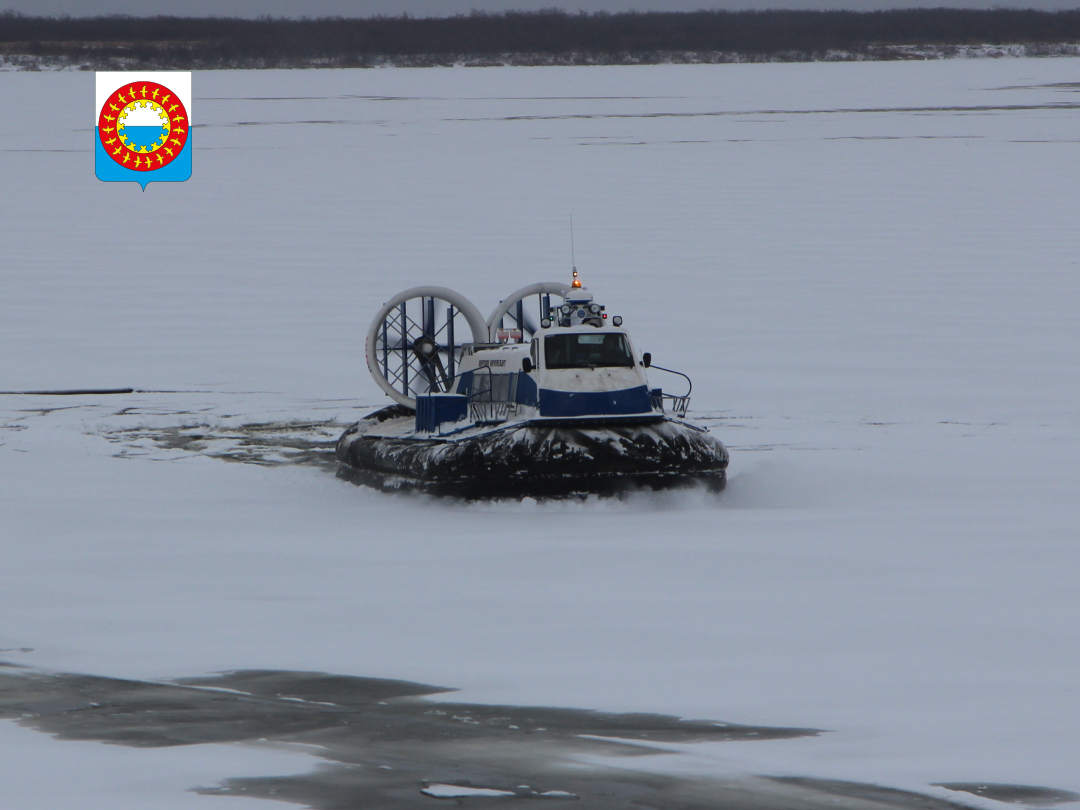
left=545, top=333, right=634, bottom=369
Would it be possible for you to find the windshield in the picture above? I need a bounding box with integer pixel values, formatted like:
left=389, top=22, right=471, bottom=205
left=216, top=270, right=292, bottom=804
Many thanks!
left=545, top=333, right=635, bottom=369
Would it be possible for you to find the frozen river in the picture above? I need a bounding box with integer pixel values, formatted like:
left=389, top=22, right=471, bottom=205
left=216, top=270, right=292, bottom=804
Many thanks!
left=2, top=58, right=1079, bottom=809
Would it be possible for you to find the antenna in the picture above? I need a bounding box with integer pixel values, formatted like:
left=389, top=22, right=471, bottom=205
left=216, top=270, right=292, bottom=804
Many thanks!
left=569, top=215, right=582, bottom=288
left=570, top=215, right=576, bottom=274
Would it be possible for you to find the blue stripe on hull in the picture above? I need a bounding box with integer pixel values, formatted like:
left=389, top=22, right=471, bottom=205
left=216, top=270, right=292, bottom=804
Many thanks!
left=538, top=385, right=652, bottom=417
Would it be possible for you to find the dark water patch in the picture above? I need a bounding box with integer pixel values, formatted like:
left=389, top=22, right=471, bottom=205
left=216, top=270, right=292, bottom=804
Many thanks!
left=226, top=120, right=364, bottom=127
left=455, top=102, right=1080, bottom=124
left=0, top=668, right=813, bottom=749
left=996, top=83, right=1080, bottom=92
left=102, top=419, right=345, bottom=469
left=0, top=388, right=134, bottom=395
left=0, top=667, right=990, bottom=810
left=773, top=778, right=972, bottom=810
left=180, top=669, right=453, bottom=706
left=825, top=135, right=983, bottom=141
left=936, top=784, right=1080, bottom=806
left=207, top=767, right=841, bottom=810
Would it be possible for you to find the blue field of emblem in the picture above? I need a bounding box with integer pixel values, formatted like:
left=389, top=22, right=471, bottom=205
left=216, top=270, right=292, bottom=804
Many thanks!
left=95, top=129, right=191, bottom=189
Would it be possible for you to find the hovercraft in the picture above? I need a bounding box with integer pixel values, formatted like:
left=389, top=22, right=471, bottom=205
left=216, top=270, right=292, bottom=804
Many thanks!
left=336, top=272, right=728, bottom=498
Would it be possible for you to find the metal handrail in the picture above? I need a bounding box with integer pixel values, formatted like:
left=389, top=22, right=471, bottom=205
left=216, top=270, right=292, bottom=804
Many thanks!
left=647, top=363, right=693, bottom=418
left=469, top=400, right=517, bottom=424
left=666, top=394, right=691, bottom=418
left=648, top=363, right=692, bottom=398
left=467, top=366, right=518, bottom=424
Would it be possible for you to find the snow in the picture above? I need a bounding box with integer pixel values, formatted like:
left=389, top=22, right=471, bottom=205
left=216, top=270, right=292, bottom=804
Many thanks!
left=422, top=784, right=517, bottom=797
left=2, top=58, right=1080, bottom=807
left=421, top=784, right=577, bottom=799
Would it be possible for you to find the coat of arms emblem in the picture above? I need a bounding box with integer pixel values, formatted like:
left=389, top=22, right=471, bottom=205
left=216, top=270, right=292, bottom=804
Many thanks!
left=96, top=72, right=191, bottom=189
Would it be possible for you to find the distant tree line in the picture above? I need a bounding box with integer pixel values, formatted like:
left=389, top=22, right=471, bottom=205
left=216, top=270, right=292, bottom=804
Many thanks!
left=2, top=8, right=1080, bottom=68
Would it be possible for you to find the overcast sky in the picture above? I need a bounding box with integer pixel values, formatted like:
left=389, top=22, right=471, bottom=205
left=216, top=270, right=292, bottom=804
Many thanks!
left=3, top=0, right=1079, bottom=18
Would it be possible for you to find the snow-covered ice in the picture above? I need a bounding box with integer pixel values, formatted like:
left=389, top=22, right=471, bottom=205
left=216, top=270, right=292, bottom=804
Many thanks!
left=422, top=784, right=517, bottom=798
left=2, top=58, right=1079, bottom=807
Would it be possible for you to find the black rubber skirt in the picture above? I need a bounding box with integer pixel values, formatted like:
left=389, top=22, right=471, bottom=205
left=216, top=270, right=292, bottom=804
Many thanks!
left=336, top=409, right=728, bottom=499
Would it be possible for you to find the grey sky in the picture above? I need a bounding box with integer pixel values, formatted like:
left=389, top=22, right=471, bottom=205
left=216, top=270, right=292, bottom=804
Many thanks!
left=3, top=0, right=1079, bottom=18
